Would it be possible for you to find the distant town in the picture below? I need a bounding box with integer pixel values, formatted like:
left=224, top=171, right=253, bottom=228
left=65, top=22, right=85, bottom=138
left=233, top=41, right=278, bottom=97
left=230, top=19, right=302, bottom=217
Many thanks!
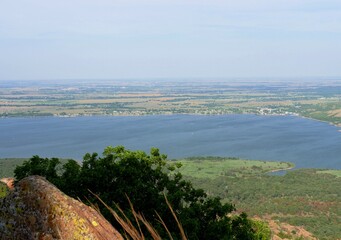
left=1, top=79, right=340, bottom=126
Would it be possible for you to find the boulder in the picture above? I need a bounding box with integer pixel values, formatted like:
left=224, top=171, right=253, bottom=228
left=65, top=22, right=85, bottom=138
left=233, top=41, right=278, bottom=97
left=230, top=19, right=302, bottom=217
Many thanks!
left=0, top=178, right=14, bottom=190
left=0, top=176, right=123, bottom=240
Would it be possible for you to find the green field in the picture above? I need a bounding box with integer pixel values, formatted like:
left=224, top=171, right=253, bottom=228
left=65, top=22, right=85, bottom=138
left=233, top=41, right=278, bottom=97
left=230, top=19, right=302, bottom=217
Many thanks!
left=0, top=158, right=29, bottom=178
left=176, top=156, right=293, bottom=179
left=317, top=170, right=341, bottom=178
left=176, top=157, right=341, bottom=240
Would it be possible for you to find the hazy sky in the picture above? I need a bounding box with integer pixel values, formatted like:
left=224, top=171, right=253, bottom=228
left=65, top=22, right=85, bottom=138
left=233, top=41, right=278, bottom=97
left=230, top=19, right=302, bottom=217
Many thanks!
left=1, top=0, right=341, bottom=80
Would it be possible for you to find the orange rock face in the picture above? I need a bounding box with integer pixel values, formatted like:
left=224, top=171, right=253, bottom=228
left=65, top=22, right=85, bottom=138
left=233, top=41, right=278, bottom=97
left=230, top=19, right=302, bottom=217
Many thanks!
left=0, top=177, right=14, bottom=190
left=0, top=176, right=123, bottom=240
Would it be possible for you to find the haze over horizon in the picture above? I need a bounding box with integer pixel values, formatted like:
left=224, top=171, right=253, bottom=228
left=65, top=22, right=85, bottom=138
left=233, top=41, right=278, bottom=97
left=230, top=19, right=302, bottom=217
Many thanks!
left=1, top=0, right=341, bottom=81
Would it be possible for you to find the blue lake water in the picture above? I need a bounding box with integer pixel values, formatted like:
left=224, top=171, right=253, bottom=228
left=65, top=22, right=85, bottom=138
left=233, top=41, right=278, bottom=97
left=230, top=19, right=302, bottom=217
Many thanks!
left=0, top=115, right=340, bottom=169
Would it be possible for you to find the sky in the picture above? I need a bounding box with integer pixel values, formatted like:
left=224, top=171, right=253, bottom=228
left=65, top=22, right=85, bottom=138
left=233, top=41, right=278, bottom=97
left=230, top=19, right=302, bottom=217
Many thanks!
left=1, top=0, right=341, bottom=80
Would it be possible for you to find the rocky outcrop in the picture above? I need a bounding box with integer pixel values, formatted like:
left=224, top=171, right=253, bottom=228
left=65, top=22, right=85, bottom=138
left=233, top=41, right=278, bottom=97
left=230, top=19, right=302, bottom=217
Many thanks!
left=0, top=176, right=123, bottom=240
left=0, top=177, right=14, bottom=190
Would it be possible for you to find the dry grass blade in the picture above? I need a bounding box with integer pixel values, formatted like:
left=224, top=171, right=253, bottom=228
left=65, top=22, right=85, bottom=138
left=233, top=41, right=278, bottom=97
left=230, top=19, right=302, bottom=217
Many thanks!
left=89, top=190, right=187, bottom=240
left=155, top=211, right=173, bottom=240
left=163, top=194, right=187, bottom=240
left=136, top=213, right=161, bottom=240
left=112, top=204, right=142, bottom=240
left=125, top=194, right=145, bottom=239
left=83, top=195, right=101, bottom=214
left=89, top=190, right=143, bottom=240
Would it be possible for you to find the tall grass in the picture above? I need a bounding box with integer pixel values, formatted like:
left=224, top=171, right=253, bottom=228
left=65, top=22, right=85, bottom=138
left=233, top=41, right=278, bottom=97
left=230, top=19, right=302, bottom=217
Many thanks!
left=91, top=191, right=187, bottom=240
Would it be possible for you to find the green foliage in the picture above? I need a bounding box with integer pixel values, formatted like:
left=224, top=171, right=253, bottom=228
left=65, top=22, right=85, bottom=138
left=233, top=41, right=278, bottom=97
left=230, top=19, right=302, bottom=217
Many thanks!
left=0, top=183, right=8, bottom=199
left=14, top=146, right=259, bottom=239
left=230, top=213, right=255, bottom=240
left=0, top=158, right=69, bottom=179
left=14, top=156, right=62, bottom=182
left=251, top=219, right=271, bottom=240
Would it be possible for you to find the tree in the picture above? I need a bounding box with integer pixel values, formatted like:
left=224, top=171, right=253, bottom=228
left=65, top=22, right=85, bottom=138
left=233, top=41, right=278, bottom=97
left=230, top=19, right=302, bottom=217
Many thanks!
left=15, top=146, right=257, bottom=239
left=14, top=155, right=57, bottom=180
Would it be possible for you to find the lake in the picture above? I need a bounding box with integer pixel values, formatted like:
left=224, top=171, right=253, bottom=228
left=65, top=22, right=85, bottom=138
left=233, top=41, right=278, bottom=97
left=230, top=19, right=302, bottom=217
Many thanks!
left=0, top=115, right=340, bottom=169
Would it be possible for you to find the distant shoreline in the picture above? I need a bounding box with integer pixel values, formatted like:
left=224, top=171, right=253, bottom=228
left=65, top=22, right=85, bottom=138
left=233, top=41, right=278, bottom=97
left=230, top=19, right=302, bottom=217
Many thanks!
left=1, top=112, right=340, bottom=130
left=266, top=166, right=295, bottom=175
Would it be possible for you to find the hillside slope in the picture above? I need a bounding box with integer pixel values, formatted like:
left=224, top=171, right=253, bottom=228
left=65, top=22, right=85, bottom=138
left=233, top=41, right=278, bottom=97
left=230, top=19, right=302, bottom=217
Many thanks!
left=177, top=157, right=341, bottom=239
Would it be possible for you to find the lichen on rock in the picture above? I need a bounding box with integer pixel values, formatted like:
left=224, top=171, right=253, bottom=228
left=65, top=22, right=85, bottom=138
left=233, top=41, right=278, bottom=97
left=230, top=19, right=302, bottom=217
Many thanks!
left=0, top=176, right=123, bottom=240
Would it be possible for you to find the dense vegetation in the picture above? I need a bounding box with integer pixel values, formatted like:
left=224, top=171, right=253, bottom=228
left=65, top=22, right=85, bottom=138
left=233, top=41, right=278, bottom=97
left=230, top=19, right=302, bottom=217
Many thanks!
left=13, top=147, right=268, bottom=239
left=4, top=154, right=340, bottom=239
left=177, top=157, right=341, bottom=240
